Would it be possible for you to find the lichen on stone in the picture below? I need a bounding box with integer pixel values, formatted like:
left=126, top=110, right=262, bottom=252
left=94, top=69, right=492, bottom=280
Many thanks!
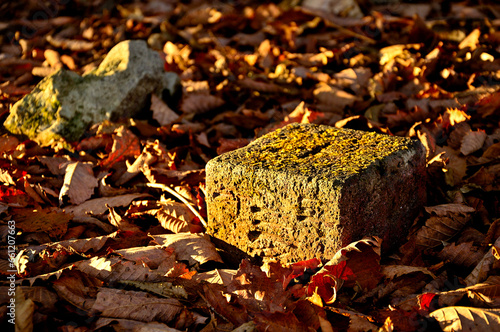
left=228, top=123, right=413, bottom=181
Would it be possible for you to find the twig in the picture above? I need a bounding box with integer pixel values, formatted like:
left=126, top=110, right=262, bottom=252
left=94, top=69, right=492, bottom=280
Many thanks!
left=147, top=183, right=208, bottom=228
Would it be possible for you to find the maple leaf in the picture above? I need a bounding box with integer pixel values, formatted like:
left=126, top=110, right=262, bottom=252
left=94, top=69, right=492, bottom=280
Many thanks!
left=100, top=126, right=141, bottom=169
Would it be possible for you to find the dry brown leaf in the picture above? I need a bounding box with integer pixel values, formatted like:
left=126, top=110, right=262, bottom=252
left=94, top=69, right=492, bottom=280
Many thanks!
left=381, top=265, right=436, bottom=280
left=115, top=140, right=173, bottom=186
left=37, top=156, right=71, bottom=175
left=46, top=234, right=110, bottom=254
left=181, top=93, right=225, bottom=114
left=461, top=130, right=487, bottom=156
left=52, top=270, right=102, bottom=311
left=100, top=126, right=141, bottom=169
left=416, top=204, right=475, bottom=248
left=46, top=35, right=95, bottom=51
left=113, top=246, right=175, bottom=270
left=62, top=193, right=150, bottom=217
left=238, top=77, right=282, bottom=93
left=59, top=161, right=98, bottom=205
left=321, top=237, right=383, bottom=290
left=15, top=288, right=34, bottom=332
left=466, top=276, right=500, bottom=308
left=107, top=205, right=141, bottom=232
left=467, top=166, right=498, bottom=191
left=155, top=200, right=196, bottom=233
left=228, top=259, right=289, bottom=313
left=0, top=134, right=19, bottom=154
left=152, top=233, right=223, bottom=266
left=73, top=256, right=166, bottom=283
left=151, top=94, right=180, bottom=126
left=203, top=283, right=249, bottom=326
left=91, top=288, right=189, bottom=326
left=13, top=207, right=71, bottom=239
left=430, top=306, right=500, bottom=332
left=94, top=318, right=183, bottom=331
left=313, top=83, right=358, bottom=114
left=465, top=236, right=500, bottom=286
left=438, top=242, right=486, bottom=268
left=60, top=54, right=76, bottom=70
left=20, top=286, right=58, bottom=313
left=193, top=269, right=237, bottom=286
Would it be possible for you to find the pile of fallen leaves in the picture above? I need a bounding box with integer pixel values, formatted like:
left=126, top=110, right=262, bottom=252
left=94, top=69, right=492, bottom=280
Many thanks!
left=1, top=0, right=500, bottom=331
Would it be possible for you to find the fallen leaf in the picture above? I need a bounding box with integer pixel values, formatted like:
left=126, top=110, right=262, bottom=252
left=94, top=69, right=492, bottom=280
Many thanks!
left=151, top=93, right=180, bottom=126
left=416, top=204, right=475, bottom=248
left=13, top=207, right=71, bottom=239
left=62, top=193, right=150, bottom=216
left=100, top=126, right=141, bottom=169
left=90, top=288, right=191, bottom=327
left=460, top=130, right=487, bottom=155
left=59, top=161, right=98, bottom=205
left=151, top=233, right=223, bottom=266
left=429, top=306, right=500, bottom=332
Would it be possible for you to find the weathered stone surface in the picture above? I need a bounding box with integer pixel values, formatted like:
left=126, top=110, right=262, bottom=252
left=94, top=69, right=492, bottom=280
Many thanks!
left=4, top=40, right=180, bottom=145
left=206, top=123, right=426, bottom=264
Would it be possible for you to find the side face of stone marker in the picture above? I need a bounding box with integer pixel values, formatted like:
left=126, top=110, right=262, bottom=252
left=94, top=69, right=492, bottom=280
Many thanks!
left=206, top=123, right=426, bottom=264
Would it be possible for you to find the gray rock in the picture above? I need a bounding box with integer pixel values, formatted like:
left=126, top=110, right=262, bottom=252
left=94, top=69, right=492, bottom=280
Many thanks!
left=4, top=40, right=180, bottom=145
left=206, top=123, right=426, bottom=265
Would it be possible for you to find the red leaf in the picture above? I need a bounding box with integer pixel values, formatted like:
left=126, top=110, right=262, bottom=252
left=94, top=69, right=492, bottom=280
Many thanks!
left=100, top=127, right=141, bottom=168
left=306, top=261, right=353, bottom=304
left=418, top=292, right=437, bottom=312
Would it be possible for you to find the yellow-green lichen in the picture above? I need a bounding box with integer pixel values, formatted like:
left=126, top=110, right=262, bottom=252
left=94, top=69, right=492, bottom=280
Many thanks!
left=234, top=123, right=414, bottom=180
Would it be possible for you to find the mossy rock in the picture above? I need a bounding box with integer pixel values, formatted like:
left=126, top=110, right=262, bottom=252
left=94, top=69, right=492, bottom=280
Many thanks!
left=206, top=123, right=427, bottom=265
left=3, top=40, right=180, bottom=145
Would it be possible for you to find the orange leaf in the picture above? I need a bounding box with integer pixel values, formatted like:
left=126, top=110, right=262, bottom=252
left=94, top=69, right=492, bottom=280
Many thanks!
left=100, top=126, right=141, bottom=168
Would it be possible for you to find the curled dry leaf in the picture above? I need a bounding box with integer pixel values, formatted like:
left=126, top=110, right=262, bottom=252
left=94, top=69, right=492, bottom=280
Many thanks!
left=460, top=130, right=487, bottom=155
left=416, top=204, right=475, bottom=248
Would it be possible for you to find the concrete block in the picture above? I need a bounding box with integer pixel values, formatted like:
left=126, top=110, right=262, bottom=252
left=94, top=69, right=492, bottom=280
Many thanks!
left=206, top=123, right=426, bottom=264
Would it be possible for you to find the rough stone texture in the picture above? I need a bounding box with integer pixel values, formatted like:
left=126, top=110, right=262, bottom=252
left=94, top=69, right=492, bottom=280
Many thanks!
left=206, top=123, right=426, bottom=265
left=4, top=40, right=180, bottom=145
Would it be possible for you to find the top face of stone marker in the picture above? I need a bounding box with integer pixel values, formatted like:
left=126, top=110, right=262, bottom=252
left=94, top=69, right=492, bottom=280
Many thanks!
left=218, top=123, right=417, bottom=182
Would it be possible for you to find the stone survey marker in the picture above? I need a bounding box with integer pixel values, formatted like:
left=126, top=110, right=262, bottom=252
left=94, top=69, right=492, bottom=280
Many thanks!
left=206, top=123, right=426, bottom=264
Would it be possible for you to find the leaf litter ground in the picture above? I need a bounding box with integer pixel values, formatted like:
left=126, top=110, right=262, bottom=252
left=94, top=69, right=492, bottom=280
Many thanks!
left=0, top=0, right=500, bottom=331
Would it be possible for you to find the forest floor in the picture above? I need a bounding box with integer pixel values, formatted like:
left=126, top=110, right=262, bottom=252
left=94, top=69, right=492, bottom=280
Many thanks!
left=1, top=1, right=500, bottom=331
